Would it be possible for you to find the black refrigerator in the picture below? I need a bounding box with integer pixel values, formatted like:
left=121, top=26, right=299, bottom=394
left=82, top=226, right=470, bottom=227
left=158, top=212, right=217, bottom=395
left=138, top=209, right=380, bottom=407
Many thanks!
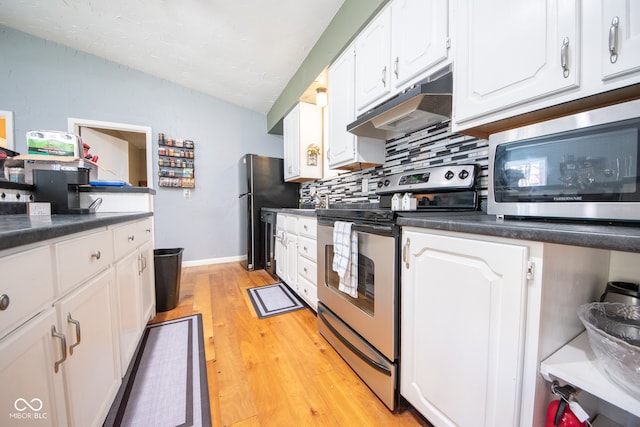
left=239, top=154, right=299, bottom=271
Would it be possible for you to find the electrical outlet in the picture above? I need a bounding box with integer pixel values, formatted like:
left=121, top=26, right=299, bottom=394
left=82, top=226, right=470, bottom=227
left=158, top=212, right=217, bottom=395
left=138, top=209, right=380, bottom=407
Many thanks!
left=183, top=189, right=191, bottom=198
left=361, top=178, right=369, bottom=194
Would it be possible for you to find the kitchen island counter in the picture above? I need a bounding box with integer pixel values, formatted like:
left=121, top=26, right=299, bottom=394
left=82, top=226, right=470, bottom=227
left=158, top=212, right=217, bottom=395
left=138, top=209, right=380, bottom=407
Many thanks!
left=398, top=211, right=640, bottom=253
left=0, top=211, right=153, bottom=252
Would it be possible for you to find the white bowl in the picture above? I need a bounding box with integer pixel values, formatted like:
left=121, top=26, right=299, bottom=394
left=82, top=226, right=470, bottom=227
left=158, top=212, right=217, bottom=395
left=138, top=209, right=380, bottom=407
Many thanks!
left=577, top=302, right=640, bottom=400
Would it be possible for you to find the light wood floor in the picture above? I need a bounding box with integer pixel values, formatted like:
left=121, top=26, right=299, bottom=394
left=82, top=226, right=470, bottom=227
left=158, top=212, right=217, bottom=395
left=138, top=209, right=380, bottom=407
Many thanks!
left=151, top=262, right=429, bottom=427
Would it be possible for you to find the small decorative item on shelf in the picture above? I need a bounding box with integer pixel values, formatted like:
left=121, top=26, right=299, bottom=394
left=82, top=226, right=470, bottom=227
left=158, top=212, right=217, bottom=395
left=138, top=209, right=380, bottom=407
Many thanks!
left=157, top=132, right=195, bottom=188
left=307, top=144, right=320, bottom=166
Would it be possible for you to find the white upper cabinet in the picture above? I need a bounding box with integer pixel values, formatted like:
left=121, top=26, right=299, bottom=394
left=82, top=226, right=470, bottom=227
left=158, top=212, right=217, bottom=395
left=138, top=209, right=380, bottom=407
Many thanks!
left=390, top=0, right=450, bottom=90
left=453, top=0, right=580, bottom=129
left=601, top=0, right=640, bottom=81
left=356, top=0, right=450, bottom=115
left=283, top=102, right=323, bottom=182
left=355, top=6, right=392, bottom=113
left=452, top=0, right=640, bottom=136
left=327, top=44, right=386, bottom=170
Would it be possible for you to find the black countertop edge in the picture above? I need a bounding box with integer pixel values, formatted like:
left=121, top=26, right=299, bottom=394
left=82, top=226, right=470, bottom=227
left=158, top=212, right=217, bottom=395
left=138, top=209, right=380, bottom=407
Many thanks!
left=263, top=207, right=317, bottom=217
left=0, top=181, right=34, bottom=191
left=78, top=186, right=156, bottom=195
left=397, top=212, right=640, bottom=254
left=0, top=182, right=156, bottom=195
left=0, top=211, right=153, bottom=252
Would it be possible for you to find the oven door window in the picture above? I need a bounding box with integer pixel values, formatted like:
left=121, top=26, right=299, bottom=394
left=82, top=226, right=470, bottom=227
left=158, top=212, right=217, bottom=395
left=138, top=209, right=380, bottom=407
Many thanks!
left=324, top=244, right=375, bottom=316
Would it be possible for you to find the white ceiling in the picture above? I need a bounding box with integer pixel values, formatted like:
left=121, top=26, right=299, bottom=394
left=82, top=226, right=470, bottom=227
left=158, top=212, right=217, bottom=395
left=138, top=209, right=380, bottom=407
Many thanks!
left=0, top=0, right=345, bottom=114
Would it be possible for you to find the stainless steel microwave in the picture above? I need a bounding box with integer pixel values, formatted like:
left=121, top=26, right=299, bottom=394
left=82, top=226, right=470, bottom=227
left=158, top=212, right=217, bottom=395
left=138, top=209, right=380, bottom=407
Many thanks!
left=488, top=99, right=640, bottom=221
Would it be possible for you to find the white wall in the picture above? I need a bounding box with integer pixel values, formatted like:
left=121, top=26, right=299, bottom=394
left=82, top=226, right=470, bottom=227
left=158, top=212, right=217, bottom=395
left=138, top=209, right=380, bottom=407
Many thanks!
left=0, top=25, right=286, bottom=263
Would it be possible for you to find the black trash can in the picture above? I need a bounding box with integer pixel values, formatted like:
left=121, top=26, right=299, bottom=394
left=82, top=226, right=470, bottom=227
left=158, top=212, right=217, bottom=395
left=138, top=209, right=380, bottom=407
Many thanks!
left=154, top=248, right=184, bottom=312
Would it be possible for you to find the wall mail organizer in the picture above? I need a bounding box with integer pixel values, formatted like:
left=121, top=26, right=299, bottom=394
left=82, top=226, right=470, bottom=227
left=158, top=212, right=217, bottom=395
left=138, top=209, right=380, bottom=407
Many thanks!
left=157, top=133, right=195, bottom=188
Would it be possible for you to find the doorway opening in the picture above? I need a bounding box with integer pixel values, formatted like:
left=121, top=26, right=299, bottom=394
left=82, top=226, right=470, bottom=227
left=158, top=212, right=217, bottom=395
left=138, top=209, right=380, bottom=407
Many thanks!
left=67, top=118, right=153, bottom=188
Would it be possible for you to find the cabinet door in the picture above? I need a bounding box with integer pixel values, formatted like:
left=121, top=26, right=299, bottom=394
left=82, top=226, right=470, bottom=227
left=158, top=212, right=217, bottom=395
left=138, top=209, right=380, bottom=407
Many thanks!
left=115, top=250, right=143, bottom=370
left=285, top=232, right=298, bottom=288
left=57, top=269, right=120, bottom=427
left=328, top=44, right=357, bottom=168
left=139, top=240, right=155, bottom=323
left=391, top=0, right=449, bottom=90
left=355, top=6, right=392, bottom=113
left=283, top=104, right=300, bottom=181
left=601, top=0, right=640, bottom=80
left=401, top=230, right=529, bottom=427
left=453, top=0, right=579, bottom=124
left=275, top=215, right=287, bottom=280
left=0, top=308, right=68, bottom=427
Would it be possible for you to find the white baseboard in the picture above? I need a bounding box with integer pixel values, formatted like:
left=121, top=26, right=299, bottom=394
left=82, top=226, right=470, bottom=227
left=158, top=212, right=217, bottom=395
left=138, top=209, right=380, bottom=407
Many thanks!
left=182, top=255, right=247, bottom=267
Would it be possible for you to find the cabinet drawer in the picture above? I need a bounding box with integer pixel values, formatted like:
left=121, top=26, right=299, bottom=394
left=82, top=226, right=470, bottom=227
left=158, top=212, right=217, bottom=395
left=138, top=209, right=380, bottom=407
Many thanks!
left=137, top=218, right=153, bottom=245
left=0, top=246, right=55, bottom=339
left=298, top=217, right=317, bottom=239
left=56, top=229, right=113, bottom=296
left=298, top=255, right=317, bottom=285
left=298, top=235, right=317, bottom=262
left=113, top=221, right=141, bottom=260
left=286, top=215, right=298, bottom=233
left=298, top=275, right=317, bottom=311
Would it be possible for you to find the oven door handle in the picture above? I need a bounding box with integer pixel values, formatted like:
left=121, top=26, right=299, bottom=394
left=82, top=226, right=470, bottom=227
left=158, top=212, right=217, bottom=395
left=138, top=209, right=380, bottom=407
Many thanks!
left=318, top=308, right=392, bottom=377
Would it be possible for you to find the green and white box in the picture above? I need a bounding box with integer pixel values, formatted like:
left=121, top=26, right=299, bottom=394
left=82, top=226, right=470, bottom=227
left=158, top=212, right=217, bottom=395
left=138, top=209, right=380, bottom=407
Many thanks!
left=27, top=130, right=81, bottom=157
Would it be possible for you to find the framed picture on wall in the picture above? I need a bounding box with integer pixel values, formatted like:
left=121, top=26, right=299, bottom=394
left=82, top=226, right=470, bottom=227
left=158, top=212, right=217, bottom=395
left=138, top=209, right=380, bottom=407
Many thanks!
left=0, top=111, right=14, bottom=150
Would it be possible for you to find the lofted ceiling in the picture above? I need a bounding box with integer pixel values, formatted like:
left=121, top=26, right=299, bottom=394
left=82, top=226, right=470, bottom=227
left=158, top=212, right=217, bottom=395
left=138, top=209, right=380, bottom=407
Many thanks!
left=0, top=0, right=345, bottom=114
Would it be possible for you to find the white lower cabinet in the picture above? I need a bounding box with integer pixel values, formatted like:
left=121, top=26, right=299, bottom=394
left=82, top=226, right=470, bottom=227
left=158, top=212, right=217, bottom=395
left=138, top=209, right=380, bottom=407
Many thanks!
left=112, top=218, right=155, bottom=370
left=0, top=216, right=155, bottom=427
left=139, top=239, right=155, bottom=323
left=400, top=226, right=639, bottom=426
left=115, top=249, right=144, bottom=370
left=275, top=213, right=318, bottom=311
left=56, top=268, right=121, bottom=427
left=0, top=308, right=68, bottom=426
left=401, top=228, right=529, bottom=427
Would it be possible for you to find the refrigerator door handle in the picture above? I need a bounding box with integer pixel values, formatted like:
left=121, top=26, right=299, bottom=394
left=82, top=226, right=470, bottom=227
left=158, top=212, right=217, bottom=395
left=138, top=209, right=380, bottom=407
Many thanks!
left=238, top=192, right=252, bottom=198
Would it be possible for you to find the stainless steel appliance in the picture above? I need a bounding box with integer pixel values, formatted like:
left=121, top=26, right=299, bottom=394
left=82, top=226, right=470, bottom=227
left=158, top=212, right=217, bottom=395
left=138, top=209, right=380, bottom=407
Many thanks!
left=316, top=164, right=479, bottom=411
left=260, top=209, right=277, bottom=277
left=347, top=65, right=452, bottom=140
left=489, top=99, right=640, bottom=221
left=239, top=154, right=299, bottom=271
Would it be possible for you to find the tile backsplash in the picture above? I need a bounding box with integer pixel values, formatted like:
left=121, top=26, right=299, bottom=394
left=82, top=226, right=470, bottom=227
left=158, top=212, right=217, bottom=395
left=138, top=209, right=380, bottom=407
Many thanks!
left=301, top=120, right=489, bottom=206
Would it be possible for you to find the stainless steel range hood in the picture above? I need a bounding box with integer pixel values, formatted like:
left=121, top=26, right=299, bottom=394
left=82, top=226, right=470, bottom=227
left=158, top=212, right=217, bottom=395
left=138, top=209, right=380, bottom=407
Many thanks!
left=347, top=66, right=452, bottom=140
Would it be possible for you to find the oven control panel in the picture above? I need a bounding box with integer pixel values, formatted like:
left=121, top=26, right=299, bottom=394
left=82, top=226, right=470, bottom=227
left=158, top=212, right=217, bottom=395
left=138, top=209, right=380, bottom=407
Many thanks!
left=376, top=164, right=477, bottom=194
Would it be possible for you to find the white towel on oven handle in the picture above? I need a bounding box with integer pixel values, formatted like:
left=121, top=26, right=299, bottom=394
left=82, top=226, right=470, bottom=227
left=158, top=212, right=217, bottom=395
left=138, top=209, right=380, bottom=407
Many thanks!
left=332, top=221, right=358, bottom=298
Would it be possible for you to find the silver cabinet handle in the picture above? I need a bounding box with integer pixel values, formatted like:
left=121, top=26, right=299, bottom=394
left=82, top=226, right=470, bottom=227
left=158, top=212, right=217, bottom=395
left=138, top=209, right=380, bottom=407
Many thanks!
left=128, top=235, right=135, bottom=242
left=561, top=37, right=570, bottom=78
left=303, top=225, right=308, bottom=231
left=381, top=66, right=387, bottom=87
left=91, top=251, right=101, bottom=260
left=67, top=313, right=81, bottom=355
left=609, top=16, right=619, bottom=63
left=394, top=56, right=399, bottom=79
left=51, top=325, right=67, bottom=373
left=145, top=228, right=151, bottom=233
left=402, top=238, right=410, bottom=269
left=0, top=294, right=9, bottom=311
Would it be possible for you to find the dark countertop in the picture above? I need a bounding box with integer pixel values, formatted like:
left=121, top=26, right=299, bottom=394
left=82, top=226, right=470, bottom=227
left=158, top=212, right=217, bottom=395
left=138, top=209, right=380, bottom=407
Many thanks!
left=0, top=211, right=153, bottom=252
left=262, top=207, right=317, bottom=217
left=0, top=180, right=156, bottom=195
left=398, top=212, right=640, bottom=253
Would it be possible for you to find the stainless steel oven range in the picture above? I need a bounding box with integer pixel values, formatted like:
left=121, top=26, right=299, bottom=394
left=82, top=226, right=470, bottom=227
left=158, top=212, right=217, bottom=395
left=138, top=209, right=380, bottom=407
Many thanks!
left=316, top=164, right=479, bottom=411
